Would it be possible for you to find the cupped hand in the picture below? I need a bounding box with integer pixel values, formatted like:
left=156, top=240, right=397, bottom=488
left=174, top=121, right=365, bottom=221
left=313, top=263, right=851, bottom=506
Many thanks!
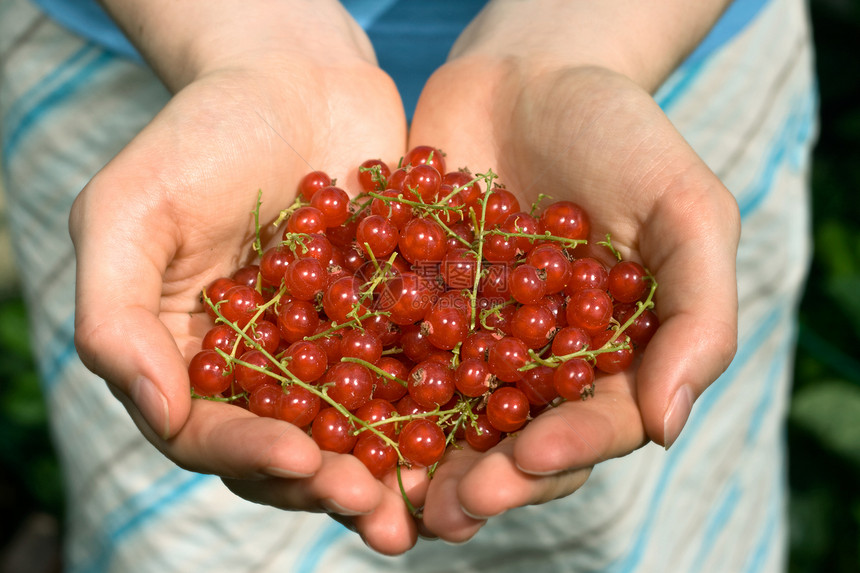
left=69, top=53, right=423, bottom=553
left=405, top=60, right=740, bottom=542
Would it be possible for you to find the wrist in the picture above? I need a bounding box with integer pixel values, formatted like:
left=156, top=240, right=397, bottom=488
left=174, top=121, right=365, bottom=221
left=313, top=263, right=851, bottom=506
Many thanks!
left=100, top=0, right=376, bottom=91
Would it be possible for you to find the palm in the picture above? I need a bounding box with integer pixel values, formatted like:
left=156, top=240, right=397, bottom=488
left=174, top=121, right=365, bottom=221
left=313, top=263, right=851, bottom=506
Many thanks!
left=407, top=63, right=739, bottom=540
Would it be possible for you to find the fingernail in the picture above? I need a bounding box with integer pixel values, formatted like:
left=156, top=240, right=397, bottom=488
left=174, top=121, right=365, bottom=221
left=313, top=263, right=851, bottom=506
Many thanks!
left=130, top=376, right=170, bottom=440
left=321, top=498, right=371, bottom=517
left=515, top=463, right=562, bottom=477
left=261, top=466, right=315, bottom=479
left=663, top=384, right=694, bottom=450
left=460, top=505, right=493, bottom=521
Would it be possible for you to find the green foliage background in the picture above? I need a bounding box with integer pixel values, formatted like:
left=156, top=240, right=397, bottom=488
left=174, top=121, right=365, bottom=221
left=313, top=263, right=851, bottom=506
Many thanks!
left=0, top=0, right=858, bottom=569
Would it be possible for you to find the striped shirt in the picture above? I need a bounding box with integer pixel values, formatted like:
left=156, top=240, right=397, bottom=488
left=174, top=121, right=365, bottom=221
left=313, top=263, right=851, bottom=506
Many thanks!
left=0, top=0, right=816, bottom=571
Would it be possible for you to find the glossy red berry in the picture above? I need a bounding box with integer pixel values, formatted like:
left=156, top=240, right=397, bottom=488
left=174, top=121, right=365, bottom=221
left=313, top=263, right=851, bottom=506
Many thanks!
left=538, top=200, right=590, bottom=241
left=356, top=214, right=400, bottom=257
left=322, top=362, right=374, bottom=411
left=486, top=386, right=530, bottom=432
left=399, top=418, right=446, bottom=467
left=553, top=358, right=595, bottom=400
left=276, top=385, right=321, bottom=428
left=487, top=336, right=529, bottom=382
left=608, top=260, right=648, bottom=303
left=310, top=186, right=351, bottom=227
left=312, top=408, right=357, bottom=453
left=284, top=340, right=327, bottom=383
left=464, top=413, right=502, bottom=452
left=408, top=360, right=456, bottom=409
left=189, top=349, right=234, bottom=396
left=297, top=171, right=332, bottom=201
left=357, top=158, right=391, bottom=192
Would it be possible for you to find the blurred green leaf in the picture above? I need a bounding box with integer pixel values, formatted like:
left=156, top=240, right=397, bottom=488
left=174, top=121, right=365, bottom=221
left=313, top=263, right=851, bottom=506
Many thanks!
left=827, top=276, right=860, bottom=340
left=790, top=379, right=860, bottom=468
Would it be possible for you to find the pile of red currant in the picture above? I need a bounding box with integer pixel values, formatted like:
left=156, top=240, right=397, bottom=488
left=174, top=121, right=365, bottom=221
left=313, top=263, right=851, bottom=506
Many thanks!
left=188, top=145, right=659, bottom=478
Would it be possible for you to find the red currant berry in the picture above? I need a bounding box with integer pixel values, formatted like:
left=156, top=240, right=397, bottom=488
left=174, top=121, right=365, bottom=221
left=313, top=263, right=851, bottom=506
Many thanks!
left=248, top=384, right=283, bottom=418
left=357, top=158, right=391, bottom=193
left=591, top=330, right=634, bottom=374
left=246, top=320, right=281, bottom=355
left=355, top=398, right=398, bottom=439
left=483, top=188, right=521, bottom=227
left=442, top=170, right=481, bottom=209
left=486, top=386, right=530, bottom=432
left=398, top=217, right=447, bottom=265
left=399, top=418, right=446, bottom=467
left=189, top=349, right=234, bottom=396
left=461, top=331, right=500, bottom=361
left=510, top=303, right=557, bottom=349
left=441, top=248, right=478, bottom=290
left=231, top=264, right=260, bottom=289
left=371, top=357, right=410, bottom=402
left=219, top=285, right=265, bottom=327
left=483, top=231, right=518, bottom=263
left=526, top=244, right=572, bottom=294
left=310, top=186, right=351, bottom=227
left=614, top=304, right=659, bottom=348
left=375, top=272, right=433, bottom=326
left=234, top=350, right=277, bottom=393
left=608, top=260, right=648, bottom=303
left=202, top=323, right=242, bottom=354
left=276, top=299, right=320, bottom=343
left=356, top=214, right=400, bottom=258
left=464, top=413, right=503, bottom=452
left=516, top=365, right=559, bottom=405
left=371, top=189, right=413, bottom=229
left=276, top=385, right=321, bottom=428
left=322, top=362, right=374, bottom=411
left=408, top=360, right=456, bottom=408
left=403, top=145, right=446, bottom=174
left=487, top=336, right=529, bottom=382
left=353, top=433, right=398, bottom=478
left=565, top=288, right=613, bottom=335
left=312, top=408, right=357, bottom=453
left=286, top=206, right=326, bottom=235
left=284, top=257, right=326, bottom=301
left=455, top=358, right=494, bottom=397
left=259, top=246, right=295, bottom=288
left=501, top=212, right=540, bottom=254
left=553, top=358, right=595, bottom=400
left=510, top=264, right=547, bottom=305
left=322, top=276, right=368, bottom=323
left=340, top=329, right=383, bottom=365
left=297, top=171, right=332, bottom=201
left=403, top=163, right=442, bottom=202
left=423, top=304, right=469, bottom=350
left=566, top=257, right=608, bottom=293
left=284, top=340, right=327, bottom=383
left=538, top=200, right=590, bottom=241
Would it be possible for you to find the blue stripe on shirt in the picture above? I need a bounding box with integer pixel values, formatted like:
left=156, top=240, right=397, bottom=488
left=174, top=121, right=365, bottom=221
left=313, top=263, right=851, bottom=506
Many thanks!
left=607, top=302, right=786, bottom=573
left=3, top=48, right=114, bottom=162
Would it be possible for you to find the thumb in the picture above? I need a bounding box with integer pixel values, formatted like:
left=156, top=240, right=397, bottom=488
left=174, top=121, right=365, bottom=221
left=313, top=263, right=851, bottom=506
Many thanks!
left=70, top=179, right=192, bottom=441
left=634, top=181, right=740, bottom=448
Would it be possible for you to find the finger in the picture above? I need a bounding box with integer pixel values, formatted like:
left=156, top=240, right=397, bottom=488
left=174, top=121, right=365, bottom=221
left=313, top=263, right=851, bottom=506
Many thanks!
left=349, top=485, right=421, bottom=555
left=512, top=373, right=646, bottom=475
left=418, top=446, right=487, bottom=543
left=111, top=387, right=323, bottom=478
left=69, top=154, right=206, bottom=439
left=635, top=172, right=740, bottom=447
left=454, top=440, right=592, bottom=522
left=222, top=451, right=381, bottom=517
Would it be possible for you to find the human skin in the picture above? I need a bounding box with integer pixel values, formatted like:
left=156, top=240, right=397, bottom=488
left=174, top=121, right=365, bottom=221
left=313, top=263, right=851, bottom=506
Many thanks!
left=70, top=0, right=738, bottom=555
